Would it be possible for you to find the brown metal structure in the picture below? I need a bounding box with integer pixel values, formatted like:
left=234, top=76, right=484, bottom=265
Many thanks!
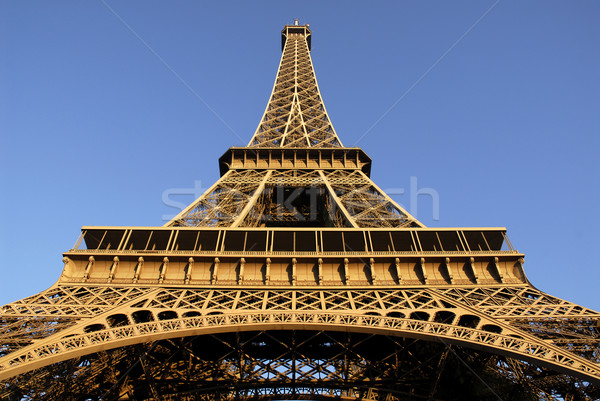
left=1, top=22, right=599, bottom=401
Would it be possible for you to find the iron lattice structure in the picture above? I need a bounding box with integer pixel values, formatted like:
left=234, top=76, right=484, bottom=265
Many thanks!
left=1, top=23, right=599, bottom=401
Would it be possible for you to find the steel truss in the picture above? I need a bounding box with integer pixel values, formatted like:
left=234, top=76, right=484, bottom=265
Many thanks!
left=2, top=22, right=599, bottom=401
left=168, top=169, right=421, bottom=228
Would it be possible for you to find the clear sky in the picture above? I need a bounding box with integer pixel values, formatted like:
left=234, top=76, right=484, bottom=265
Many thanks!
left=1, top=1, right=599, bottom=311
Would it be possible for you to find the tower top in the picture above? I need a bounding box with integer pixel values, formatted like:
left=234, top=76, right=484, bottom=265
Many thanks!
left=248, top=23, right=337, bottom=148
left=281, top=22, right=311, bottom=51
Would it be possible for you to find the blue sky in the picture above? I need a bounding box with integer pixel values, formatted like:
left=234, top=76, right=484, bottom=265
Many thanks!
left=1, top=1, right=599, bottom=311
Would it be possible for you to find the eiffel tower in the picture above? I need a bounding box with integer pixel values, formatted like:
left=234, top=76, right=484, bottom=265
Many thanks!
left=1, top=21, right=599, bottom=401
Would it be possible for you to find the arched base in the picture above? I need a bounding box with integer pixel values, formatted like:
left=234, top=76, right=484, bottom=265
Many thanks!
left=2, top=310, right=599, bottom=383
left=3, top=330, right=598, bottom=401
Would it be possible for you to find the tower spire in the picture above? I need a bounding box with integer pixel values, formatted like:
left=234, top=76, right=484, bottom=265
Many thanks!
left=249, top=23, right=341, bottom=148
